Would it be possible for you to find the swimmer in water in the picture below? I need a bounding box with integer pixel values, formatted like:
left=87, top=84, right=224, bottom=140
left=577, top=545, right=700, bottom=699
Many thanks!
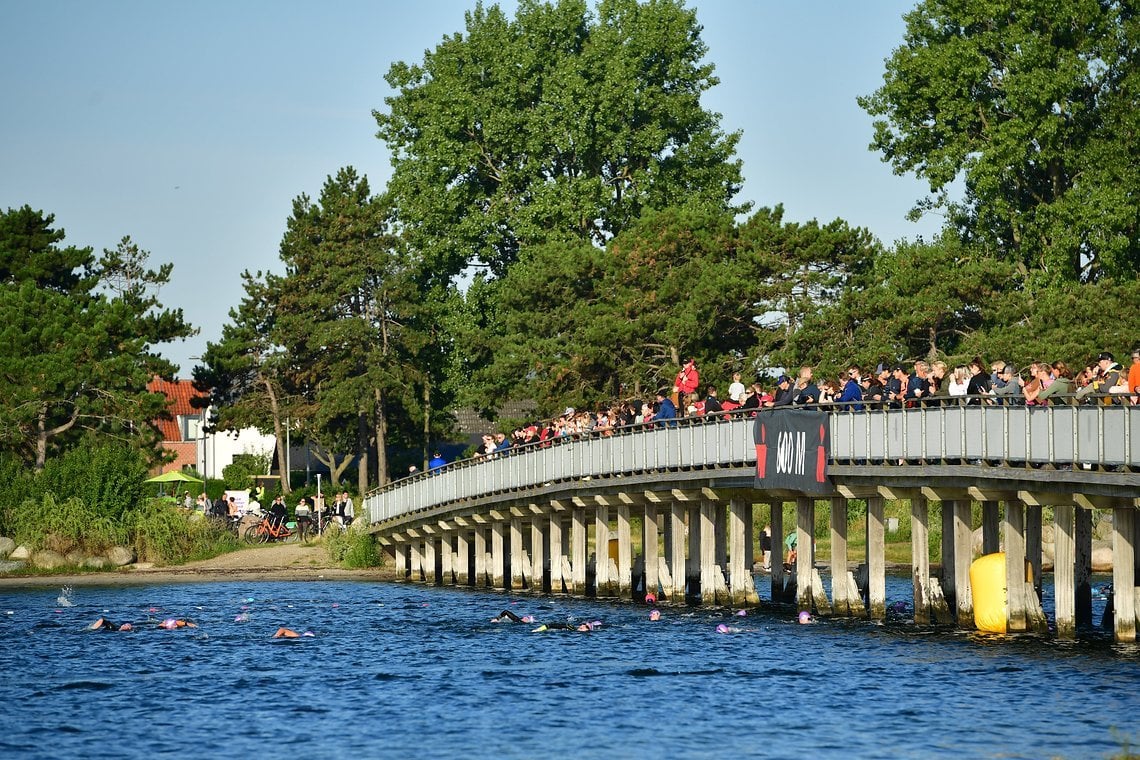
left=798, top=611, right=813, bottom=624
left=158, top=618, right=197, bottom=630
left=649, top=609, right=662, bottom=621
left=491, top=610, right=537, bottom=624
left=87, top=617, right=132, bottom=632
left=274, top=627, right=300, bottom=638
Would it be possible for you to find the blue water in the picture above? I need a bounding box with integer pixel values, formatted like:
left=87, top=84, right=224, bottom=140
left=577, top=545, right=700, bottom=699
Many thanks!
left=0, top=576, right=1136, bottom=759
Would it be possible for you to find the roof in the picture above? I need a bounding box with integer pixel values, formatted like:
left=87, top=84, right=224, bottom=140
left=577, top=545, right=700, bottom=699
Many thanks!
left=147, top=377, right=208, bottom=442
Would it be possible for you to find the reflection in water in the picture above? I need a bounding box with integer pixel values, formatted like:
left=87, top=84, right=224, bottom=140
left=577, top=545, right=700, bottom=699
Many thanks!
left=0, top=576, right=1136, bottom=759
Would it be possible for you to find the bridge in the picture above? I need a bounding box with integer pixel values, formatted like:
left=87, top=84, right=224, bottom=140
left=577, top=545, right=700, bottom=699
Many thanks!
left=364, top=403, right=1140, bottom=642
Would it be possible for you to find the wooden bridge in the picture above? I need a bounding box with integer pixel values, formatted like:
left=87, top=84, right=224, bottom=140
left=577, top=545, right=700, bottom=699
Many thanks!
left=364, top=404, right=1140, bottom=641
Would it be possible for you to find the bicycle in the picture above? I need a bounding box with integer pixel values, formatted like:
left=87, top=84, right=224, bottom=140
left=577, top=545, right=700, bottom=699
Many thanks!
left=243, top=517, right=296, bottom=544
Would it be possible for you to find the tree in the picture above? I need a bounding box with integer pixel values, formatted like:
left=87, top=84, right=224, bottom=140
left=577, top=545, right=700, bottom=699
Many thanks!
left=860, top=0, right=1140, bottom=282
left=194, top=271, right=293, bottom=494
left=0, top=208, right=194, bottom=469
left=375, top=0, right=745, bottom=279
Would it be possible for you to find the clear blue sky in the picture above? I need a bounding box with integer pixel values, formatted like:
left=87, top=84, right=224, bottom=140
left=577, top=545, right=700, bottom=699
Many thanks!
left=1, top=1, right=939, bottom=375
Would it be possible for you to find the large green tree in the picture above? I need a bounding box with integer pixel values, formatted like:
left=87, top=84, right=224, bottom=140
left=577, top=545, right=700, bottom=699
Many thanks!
left=375, top=0, right=745, bottom=279
left=0, top=209, right=194, bottom=469
left=860, top=0, right=1140, bottom=282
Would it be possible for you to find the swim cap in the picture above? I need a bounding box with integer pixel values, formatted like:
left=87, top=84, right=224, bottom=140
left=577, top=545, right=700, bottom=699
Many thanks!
left=798, top=611, right=811, bottom=624
left=649, top=610, right=661, bottom=621
left=645, top=593, right=656, bottom=604
left=716, top=624, right=730, bottom=634
left=735, top=609, right=746, bottom=617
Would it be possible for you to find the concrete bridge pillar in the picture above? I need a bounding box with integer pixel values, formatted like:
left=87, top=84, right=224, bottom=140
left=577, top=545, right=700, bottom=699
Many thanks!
left=490, top=520, right=505, bottom=589
left=616, top=503, right=632, bottom=600
left=699, top=498, right=718, bottom=605
left=642, top=503, right=660, bottom=601
left=530, top=518, right=546, bottom=594
left=456, top=530, right=470, bottom=586
left=1004, top=500, right=1028, bottom=632
left=1026, top=504, right=1043, bottom=604
left=982, top=501, right=1000, bottom=554
left=728, top=497, right=759, bottom=606
left=570, top=507, right=587, bottom=596
left=440, top=531, right=453, bottom=585
left=668, top=501, right=686, bottom=604
left=796, top=496, right=813, bottom=613
left=830, top=495, right=848, bottom=616
left=1075, top=507, right=1092, bottom=627
left=687, top=503, right=701, bottom=599
left=951, top=500, right=972, bottom=628
left=1112, top=505, right=1136, bottom=642
left=548, top=511, right=564, bottom=594
left=911, top=495, right=930, bottom=624
left=770, top=500, right=785, bottom=603
left=510, top=517, right=525, bottom=590
left=423, top=536, right=437, bottom=585
left=940, top=501, right=956, bottom=610
left=1054, top=504, right=1076, bottom=638
left=394, top=541, right=407, bottom=581
left=410, top=539, right=423, bottom=583
left=595, top=505, right=614, bottom=597
left=866, top=495, right=886, bottom=620
left=474, top=526, right=488, bottom=587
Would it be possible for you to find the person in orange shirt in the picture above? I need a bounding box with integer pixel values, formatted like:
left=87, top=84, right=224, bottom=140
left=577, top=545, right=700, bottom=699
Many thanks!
left=1129, top=349, right=1140, bottom=405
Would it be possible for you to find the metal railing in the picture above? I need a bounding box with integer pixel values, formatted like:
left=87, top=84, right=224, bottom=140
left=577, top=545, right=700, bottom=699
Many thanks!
left=365, top=401, right=1139, bottom=525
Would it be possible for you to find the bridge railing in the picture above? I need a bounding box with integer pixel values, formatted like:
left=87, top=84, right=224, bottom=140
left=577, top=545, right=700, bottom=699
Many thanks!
left=366, top=402, right=1139, bottom=525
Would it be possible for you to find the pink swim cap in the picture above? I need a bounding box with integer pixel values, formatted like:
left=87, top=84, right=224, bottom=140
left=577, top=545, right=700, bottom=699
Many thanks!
left=798, top=611, right=811, bottom=624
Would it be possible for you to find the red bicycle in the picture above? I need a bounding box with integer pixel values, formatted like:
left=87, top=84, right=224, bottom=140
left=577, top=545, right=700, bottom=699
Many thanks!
left=243, top=517, right=296, bottom=544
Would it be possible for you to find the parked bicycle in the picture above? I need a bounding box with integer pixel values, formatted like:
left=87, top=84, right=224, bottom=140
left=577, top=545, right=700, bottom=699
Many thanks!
left=244, top=516, right=295, bottom=544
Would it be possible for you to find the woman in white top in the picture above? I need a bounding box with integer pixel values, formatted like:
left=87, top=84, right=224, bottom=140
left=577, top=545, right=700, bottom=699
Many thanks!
left=948, top=366, right=969, bottom=396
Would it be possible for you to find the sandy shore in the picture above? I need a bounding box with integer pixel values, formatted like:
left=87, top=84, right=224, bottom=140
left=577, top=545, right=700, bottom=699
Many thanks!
left=0, top=543, right=399, bottom=588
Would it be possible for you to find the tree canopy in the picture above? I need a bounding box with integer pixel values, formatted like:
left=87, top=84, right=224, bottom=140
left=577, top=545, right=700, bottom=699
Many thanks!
left=375, top=0, right=745, bottom=278
left=859, top=0, right=1140, bottom=282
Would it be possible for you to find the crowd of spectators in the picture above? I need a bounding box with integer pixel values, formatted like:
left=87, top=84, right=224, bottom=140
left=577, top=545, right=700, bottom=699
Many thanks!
left=459, top=349, right=1140, bottom=461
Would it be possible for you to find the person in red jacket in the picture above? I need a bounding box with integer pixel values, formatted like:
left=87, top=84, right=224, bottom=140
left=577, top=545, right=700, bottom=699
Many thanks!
left=673, top=359, right=700, bottom=412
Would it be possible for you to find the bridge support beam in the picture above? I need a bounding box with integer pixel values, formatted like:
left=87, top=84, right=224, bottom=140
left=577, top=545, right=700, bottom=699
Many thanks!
left=410, top=540, right=423, bottom=583
left=668, top=502, right=686, bottom=604
left=1112, top=505, right=1136, bottom=642
left=616, top=504, right=632, bottom=600
left=643, top=505, right=659, bottom=601
left=952, top=500, right=973, bottom=628
left=687, top=504, right=701, bottom=600
left=510, top=517, right=525, bottom=590
left=474, top=527, right=488, bottom=588
left=770, top=500, right=785, bottom=603
left=531, top=519, right=546, bottom=594
left=830, top=495, right=848, bottom=616
left=440, top=532, right=453, bottom=585
left=940, top=501, right=956, bottom=611
left=548, top=514, right=564, bottom=594
left=796, top=496, right=813, bottom=613
left=595, top=506, right=614, bottom=597
left=490, top=522, right=504, bottom=589
left=1054, top=504, right=1076, bottom=638
left=866, top=495, right=886, bottom=620
left=394, top=542, right=407, bottom=581
left=456, top=531, right=470, bottom=586
left=423, top=537, right=437, bottom=585
left=1005, top=501, right=1028, bottom=632
left=911, top=495, right=930, bottom=624
left=571, top=508, right=587, bottom=596
left=1026, top=504, right=1043, bottom=604
left=699, top=499, right=718, bottom=605
left=728, top=497, right=759, bottom=606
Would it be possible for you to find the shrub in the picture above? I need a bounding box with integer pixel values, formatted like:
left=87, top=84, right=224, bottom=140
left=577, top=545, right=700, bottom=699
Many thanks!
left=124, top=500, right=241, bottom=563
left=325, top=527, right=379, bottom=568
left=38, top=440, right=148, bottom=521
left=222, top=453, right=271, bottom=491
left=1, top=493, right=125, bottom=553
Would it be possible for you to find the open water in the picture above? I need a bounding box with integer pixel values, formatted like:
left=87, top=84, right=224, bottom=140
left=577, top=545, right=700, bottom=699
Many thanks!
left=0, top=575, right=1137, bottom=759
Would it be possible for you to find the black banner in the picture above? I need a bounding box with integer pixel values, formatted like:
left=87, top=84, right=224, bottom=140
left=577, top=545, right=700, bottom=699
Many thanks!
left=753, top=409, right=831, bottom=493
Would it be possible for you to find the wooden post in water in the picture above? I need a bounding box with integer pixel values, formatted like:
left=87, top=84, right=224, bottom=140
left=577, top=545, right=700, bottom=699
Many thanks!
left=490, top=520, right=505, bottom=589
left=940, top=500, right=956, bottom=611
left=456, top=529, right=470, bottom=586
left=1053, top=504, right=1076, bottom=638
left=423, top=537, right=437, bottom=584
left=952, top=500, right=973, bottom=628
left=410, top=539, right=423, bottom=583
left=728, top=497, right=759, bottom=606
left=548, top=511, right=564, bottom=594
left=866, top=495, right=886, bottom=620
left=1026, top=504, right=1043, bottom=604
left=770, top=500, right=785, bottom=603
left=643, top=504, right=659, bottom=601
left=796, top=496, right=813, bottom=613
left=714, top=500, right=727, bottom=580
left=1112, top=505, right=1136, bottom=642
left=440, top=531, right=453, bottom=585
left=687, top=504, right=701, bottom=599
left=911, top=495, right=931, bottom=624
left=510, top=517, right=525, bottom=590
left=394, top=542, right=407, bottom=581
left=616, top=502, right=632, bottom=600
left=530, top=518, right=545, bottom=594
left=1004, top=501, right=1027, bottom=632
left=669, top=501, right=686, bottom=604
left=474, top=526, right=488, bottom=587
left=982, top=501, right=1000, bottom=554
left=830, top=495, right=849, bottom=616
left=699, top=498, right=717, bottom=605
left=571, top=507, right=587, bottom=596
left=593, top=505, right=611, bottom=596
left=1075, top=506, right=1092, bottom=628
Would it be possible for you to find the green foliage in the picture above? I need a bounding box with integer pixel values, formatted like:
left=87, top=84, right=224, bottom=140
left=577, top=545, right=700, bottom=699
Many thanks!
left=222, top=453, right=270, bottom=491
left=1, top=493, right=125, bottom=555
left=324, top=527, right=380, bottom=568
left=37, top=439, right=149, bottom=521
left=124, top=501, right=241, bottom=564
left=375, top=0, right=745, bottom=279
left=860, top=0, right=1140, bottom=282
